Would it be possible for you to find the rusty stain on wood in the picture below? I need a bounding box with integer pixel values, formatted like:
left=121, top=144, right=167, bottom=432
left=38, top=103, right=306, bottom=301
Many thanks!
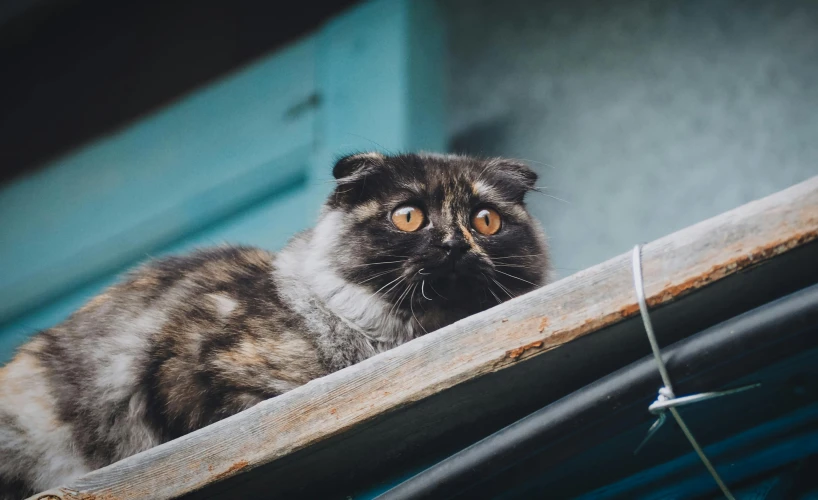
left=211, top=460, right=249, bottom=482
left=648, top=229, right=818, bottom=308
left=506, top=340, right=545, bottom=360
left=538, top=317, right=549, bottom=332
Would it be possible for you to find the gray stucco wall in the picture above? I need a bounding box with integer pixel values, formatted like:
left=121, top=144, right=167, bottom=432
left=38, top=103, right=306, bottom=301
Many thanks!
left=442, top=0, right=818, bottom=278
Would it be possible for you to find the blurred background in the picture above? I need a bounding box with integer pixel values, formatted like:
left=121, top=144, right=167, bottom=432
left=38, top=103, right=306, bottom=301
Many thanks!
left=1, top=0, right=817, bottom=362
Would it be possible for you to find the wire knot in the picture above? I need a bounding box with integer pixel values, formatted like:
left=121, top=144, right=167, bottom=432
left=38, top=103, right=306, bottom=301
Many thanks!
left=657, top=386, right=674, bottom=402
left=631, top=244, right=760, bottom=500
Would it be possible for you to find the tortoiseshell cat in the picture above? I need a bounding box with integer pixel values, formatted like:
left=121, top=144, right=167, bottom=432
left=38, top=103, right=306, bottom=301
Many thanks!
left=0, top=153, right=549, bottom=498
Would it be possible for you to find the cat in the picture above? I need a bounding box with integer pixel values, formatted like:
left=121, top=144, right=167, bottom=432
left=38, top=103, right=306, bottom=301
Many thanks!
left=0, top=152, right=549, bottom=498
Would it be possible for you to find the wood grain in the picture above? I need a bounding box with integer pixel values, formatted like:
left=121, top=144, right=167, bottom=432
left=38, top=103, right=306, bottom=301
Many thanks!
left=28, top=177, right=818, bottom=500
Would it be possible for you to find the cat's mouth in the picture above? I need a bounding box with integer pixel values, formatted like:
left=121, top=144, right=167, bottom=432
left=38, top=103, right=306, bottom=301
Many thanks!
left=414, top=251, right=488, bottom=280
left=414, top=261, right=485, bottom=288
left=418, top=261, right=464, bottom=279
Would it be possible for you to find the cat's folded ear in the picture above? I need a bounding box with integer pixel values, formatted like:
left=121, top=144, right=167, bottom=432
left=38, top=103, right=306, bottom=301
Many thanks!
left=331, top=152, right=388, bottom=206
left=489, top=159, right=538, bottom=202
left=332, top=152, right=387, bottom=181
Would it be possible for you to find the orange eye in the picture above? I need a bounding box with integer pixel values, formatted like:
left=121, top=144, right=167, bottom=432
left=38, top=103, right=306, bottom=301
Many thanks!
left=472, top=208, right=502, bottom=235
left=391, top=205, right=425, bottom=232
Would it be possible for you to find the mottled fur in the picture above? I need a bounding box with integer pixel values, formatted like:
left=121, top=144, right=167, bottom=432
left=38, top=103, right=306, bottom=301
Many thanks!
left=0, top=153, right=548, bottom=498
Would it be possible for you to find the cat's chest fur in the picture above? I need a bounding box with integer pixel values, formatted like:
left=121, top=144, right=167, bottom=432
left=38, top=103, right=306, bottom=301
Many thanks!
left=275, top=211, right=419, bottom=365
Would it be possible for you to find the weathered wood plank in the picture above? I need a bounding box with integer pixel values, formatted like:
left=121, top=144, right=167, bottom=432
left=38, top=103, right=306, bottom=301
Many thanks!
left=27, top=176, right=818, bottom=500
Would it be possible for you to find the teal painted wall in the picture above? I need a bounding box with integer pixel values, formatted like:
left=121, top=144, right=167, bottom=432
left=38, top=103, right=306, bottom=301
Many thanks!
left=0, top=0, right=446, bottom=363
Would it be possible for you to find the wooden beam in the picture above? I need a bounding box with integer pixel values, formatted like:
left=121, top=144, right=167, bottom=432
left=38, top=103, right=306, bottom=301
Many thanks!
left=27, top=176, right=818, bottom=500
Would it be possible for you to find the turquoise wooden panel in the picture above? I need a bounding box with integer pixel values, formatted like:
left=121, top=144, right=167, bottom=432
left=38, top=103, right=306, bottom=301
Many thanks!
left=308, top=0, right=447, bottom=207
left=0, top=36, right=318, bottom=325
left=0, top=0, right=447, bottom=364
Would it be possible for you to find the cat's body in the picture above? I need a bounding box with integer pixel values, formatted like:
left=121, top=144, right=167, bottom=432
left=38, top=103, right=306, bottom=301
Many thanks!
left=0, top=153, right=548, bottom=498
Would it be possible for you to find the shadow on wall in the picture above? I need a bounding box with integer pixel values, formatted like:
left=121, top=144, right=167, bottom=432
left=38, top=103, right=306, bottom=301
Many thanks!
left=450, top=116, right=515, bottom=159
left=443, top=0, right=818, bottom=278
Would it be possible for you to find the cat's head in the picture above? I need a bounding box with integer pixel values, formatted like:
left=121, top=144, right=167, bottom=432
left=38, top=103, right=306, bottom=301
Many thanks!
left=314, top=152, right=548, bottom=334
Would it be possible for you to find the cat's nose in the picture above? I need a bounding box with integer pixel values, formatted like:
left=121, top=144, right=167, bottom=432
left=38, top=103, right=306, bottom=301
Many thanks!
left=438, top=239, right=470, bottom=260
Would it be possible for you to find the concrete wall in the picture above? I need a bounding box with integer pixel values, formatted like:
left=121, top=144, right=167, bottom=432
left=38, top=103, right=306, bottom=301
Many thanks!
left=443, top=0, right=818, bottom=278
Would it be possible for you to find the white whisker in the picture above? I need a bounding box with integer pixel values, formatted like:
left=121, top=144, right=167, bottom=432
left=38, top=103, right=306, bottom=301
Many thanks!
left=494, top=263, right=540, bottom=269
left=538, top=192, right=570, bottom=204
left=372, top=275, right=404, bottom=298
left=391, top=282, right=413, bottom=317
left=508, top=157, right=556, bottom=169
left=347, top=260, right=406, bottom=269
left=388, top=285, right=407, bottom=316
left=421, top=280, right=432, bottom=301
left=382, top=277, right=407, bottom=298
left=410, top=285, right=428, bottom=335
left=481, top=272, right=503, bottom=305
left=492, top=253, right=547, bottom=260
left=491, top=277, right=515, bottom=299
left=356, top=268, right=399, bottom=284
left=429, top=281, right=446, bottom=299
left=494, top=269, right=538, bottom=286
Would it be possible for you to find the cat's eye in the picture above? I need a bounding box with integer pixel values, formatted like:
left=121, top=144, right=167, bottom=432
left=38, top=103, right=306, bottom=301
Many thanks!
left=392, top=205, right=426, bottom=232
left=472, top=208, right=502, bottom=235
